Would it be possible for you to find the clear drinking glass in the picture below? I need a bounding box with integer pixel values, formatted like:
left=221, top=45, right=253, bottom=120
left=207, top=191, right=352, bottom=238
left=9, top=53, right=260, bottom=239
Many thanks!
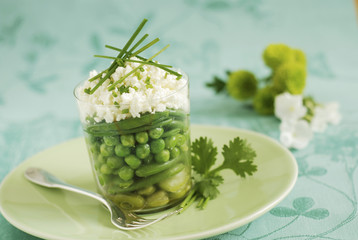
left=74, top=72, right=191, bottom=213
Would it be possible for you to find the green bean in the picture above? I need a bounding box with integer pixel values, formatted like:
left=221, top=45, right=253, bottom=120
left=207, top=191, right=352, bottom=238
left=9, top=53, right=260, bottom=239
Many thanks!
left=117, top=118, right=171, bottom=135
left=85, top=114, right=172, bottom=136
left=85, top=111, right=169, bottom=135
left=162, top=128, right=181, bottom=138
left=135, top=155, right=182, bottom=177
left=117, top=111, right=169, bottom=129
left=165, top=120, right=185, bottom=131
left=168, top=109, right=188, bottom=120
left=118, top=163, right=185, bottom=192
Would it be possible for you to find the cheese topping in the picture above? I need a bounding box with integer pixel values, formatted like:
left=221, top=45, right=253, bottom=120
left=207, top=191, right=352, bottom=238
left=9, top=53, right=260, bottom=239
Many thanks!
left=75, top=59, right=189, bottom=123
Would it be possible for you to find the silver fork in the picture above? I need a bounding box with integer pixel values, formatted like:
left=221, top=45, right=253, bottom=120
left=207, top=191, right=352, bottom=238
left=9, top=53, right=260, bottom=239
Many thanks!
left=24, top=167, right=181, bottom=230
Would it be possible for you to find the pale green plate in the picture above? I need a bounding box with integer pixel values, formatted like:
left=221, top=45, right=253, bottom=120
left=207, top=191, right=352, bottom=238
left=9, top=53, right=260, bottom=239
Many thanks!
left=0, top=125, right=297, bottom=240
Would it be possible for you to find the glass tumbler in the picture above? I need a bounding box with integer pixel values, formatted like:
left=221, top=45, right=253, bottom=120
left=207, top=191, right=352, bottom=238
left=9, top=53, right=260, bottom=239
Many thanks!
left=74, top=73, right=191, bottom=213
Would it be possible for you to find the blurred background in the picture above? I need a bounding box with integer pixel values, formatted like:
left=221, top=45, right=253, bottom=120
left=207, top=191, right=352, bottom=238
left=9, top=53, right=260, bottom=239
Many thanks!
left=1, top=0, right=358, bottom=239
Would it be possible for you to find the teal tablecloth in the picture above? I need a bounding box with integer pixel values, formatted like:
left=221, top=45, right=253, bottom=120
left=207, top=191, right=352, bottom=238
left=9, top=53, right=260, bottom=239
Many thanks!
left=1, top=0, right=358, bottom=239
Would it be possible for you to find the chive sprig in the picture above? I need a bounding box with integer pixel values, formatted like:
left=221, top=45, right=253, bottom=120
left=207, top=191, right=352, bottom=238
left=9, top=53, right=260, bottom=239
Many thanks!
left=84, top=19, right=181, bottom=95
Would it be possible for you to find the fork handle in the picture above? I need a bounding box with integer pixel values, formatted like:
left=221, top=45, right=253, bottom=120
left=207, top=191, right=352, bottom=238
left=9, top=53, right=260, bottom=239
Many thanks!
left=24, top=167, right=109, bottom=207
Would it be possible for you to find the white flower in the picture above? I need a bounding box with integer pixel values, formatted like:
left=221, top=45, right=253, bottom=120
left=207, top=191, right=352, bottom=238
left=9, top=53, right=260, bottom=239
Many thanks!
left=275, top=92, right=307, bottom=121
left=279, top=119, right=313, bottom=149
left=310, top=102, right=342, bottom=132
left=324, top=102, right=342, bottom=125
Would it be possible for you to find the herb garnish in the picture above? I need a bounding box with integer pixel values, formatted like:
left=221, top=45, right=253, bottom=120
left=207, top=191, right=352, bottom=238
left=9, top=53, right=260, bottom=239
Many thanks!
left=85, top=18, right=182, bottom=95
left=180, top=136, right=257, bottom=212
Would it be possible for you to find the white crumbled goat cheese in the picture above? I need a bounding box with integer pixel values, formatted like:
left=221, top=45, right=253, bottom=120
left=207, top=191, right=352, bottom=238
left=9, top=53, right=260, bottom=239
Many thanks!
left=75, top=59, right=189, bottom=123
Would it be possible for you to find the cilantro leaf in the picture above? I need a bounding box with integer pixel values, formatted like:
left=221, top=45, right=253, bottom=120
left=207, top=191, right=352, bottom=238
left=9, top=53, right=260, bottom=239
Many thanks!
left=220, top=137, right=257, bottom=178
left=197, top=175, right=224, bottom=199
left=191, top=137, right=218, bottom=175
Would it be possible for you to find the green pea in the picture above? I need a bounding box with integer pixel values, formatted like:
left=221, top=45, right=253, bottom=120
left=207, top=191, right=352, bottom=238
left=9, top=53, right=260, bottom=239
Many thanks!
left=118, top=166, right=134, bottom=181
left=106, top=156, right=124, bottom=169
left=150, top=139, right=165, bottom=154
left=180, top=143, right=189, bottom=152
left=149, top=127, right=164, bottom=139
left=103, top=136, right=119, bottom=146
left=146, top=190, right=169, bottom=208
left=170, top=147, right=181, bottom=159
left=98, top=174, right=111, bottom=186
left=143, top=154, right=153, bottom=165
left=120, top=134, right=135, bottom=147
left=111, top=177, right=133, bottom=188
left=165, top=136, right=177, bottom=149
left=100, top=143, right=114, bottom=157
left=100, top=164, right=112, bottom=175
left=136, top=143, right=150, bottom=159
left=114, top=144, right=131, bottom=157
left=124, top=154, right=142, bottom=169
left=176, top=134, right=186, bottom=146
left=88, top=142, right=100, bottom=154
left=96, top=154, right=106, bottom=164
left=155, top=149, right=170, bottom=163
left=135, top=132, right=148, bottom=144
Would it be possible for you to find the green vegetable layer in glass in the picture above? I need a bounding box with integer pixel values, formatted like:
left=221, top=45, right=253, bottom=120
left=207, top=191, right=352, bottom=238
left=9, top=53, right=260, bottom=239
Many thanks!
left=84, top=109, right=191, bottom=212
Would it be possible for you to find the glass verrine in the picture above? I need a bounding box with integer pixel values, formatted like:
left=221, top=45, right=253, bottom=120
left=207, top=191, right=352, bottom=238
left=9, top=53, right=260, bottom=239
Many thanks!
left=74, top=70, right=191, bottom=213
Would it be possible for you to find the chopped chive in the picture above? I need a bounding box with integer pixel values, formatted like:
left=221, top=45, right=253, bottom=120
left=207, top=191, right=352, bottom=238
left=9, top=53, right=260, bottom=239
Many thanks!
left=85, top=18, right=182, bottom=95
left=124, top=34, right=149, bottom=59
left=122, top=109, right=129, bottom=114
left=129, top=38, right=160, bottom=58
left=134, top=71, right=142, bottom=80
left=94, top=55, right=116, bottom=60
left=107, top=45, right=170, bottom=91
